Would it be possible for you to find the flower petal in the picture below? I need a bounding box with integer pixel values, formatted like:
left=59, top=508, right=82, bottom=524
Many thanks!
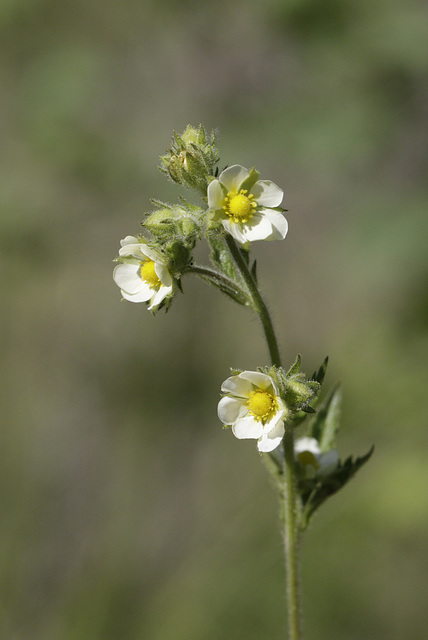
left=148, top=285, right=172, bottom=309
left=120, top=235, right=139, bottom=247
left=257, top=420, right=285, bottom=452
left=120, top=287, right=153, bottom=303
left=294, top=437, right=321, bottom=457
left=319, top=449, right=339, bottom=476
left=154, top=263, right=173, bottom=287
left=262, top=209, right=288, bottom=241
left=239, top=371, right=273, bottom=391
left=232, top=416, right=263, bottom=440
left=242, top=213, right=274, bottom=242
left=221, top=375, right=253, bottom=398
left=251, top=181, right=283, bottom=207
left=218, top=396, right=246, bottom=424
left=113, top=263, right=143, bottom=294
left=222, top=219, right=248, bottom=245
left=219, top=165, right=249, bottom=192
left=207, top=179, right=226, bottom=209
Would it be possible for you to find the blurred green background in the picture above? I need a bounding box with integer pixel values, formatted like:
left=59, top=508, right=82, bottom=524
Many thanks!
left=1, top=0, right=428, bottom=638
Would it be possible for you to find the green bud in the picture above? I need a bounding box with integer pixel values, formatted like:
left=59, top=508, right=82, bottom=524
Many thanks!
left=159, top=124, right=219, bottom=194
left=164, top=239, right=192, bottom=272
left=285, top=379, right=313, bottom=405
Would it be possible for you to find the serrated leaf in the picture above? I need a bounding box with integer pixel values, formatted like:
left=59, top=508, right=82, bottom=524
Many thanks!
left=299, top=445, right=374, bottom=529
left=310, top=383, right=341, bottom=451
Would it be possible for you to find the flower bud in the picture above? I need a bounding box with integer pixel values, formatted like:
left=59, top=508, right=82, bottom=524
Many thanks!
left=159, top=125, right=219, bottom=193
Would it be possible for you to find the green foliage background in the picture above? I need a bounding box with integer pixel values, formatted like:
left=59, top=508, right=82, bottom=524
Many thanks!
left=1, top=1, right=428, bottom=638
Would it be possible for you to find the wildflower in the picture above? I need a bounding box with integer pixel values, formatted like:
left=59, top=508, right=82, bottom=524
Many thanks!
left=208, top=164, right=287, bottom=245
left=218, top=370, right=288, bottom=452
left=294, top=437, right=339, bottom=479
left=113, top=236, right=173, bottom=310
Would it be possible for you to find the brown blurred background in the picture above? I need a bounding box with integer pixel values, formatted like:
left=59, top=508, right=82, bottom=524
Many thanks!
left=1, top=0, right=428, bottom=638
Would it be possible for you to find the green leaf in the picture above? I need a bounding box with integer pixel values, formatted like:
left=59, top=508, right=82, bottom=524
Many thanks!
left=310, top=383, right=342, bottom=451
left=207, top=234, right=240, bottom=283
left=299, top=446, right=374, bottom=529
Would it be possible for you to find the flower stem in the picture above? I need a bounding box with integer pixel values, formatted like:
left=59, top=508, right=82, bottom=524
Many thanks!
left=225, top=234, right=302, bottom=640
left=224, top=235, right=282, bottom=367
left=283, top=430, right=303, bottom=640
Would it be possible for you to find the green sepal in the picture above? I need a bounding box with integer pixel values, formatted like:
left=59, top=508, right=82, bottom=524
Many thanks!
left=239, top=167, right=260, bottom=193
left=309, top=383, right=342, bottom=452
left=230, top=367, right=244, bottom=376
left=286, top=354, right=302, bottom=377
left=299, top=446, right=374, bottom=529
left=311, top=356, right=329, bottom=385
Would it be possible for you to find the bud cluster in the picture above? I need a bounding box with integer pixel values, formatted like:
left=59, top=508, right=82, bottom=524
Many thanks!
left=159, top=125, right=219, bottom=193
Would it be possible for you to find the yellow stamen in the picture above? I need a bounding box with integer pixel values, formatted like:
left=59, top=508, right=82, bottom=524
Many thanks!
left=247, top=389, right=277, bottom=422
left=139, top=260, right=161, bottom=288
left=223, top=190, right=257, bottom=223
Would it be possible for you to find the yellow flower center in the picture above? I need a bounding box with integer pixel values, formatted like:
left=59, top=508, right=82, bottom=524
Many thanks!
left=223, top=190, right=256, bottom=223
left=139, top=260, right=161, bottom=288
left=247, top=390, right=277, bottom=421
left=297, top=451, right=320, bottom=469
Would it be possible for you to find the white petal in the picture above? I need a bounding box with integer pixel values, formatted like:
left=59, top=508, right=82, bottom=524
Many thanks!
left=251, top=181, right=283, bottom=207
left=232, top=416, right=263, bottom=440
left=218, top=396, right=246, bottom=424
left=207, top=179, right=226, bottom=209
left=262, top=410, right=286, bottom=434
left=113, top=264, right=143, bottom=294
left=222, top=219, right=248, bottom=245
left=119, top=243, right=145, bottom=258
left=120, top=287, right=153, bottom=303
left=294, top=437, right=321, bottom=457
left=243, top=213, right=274, bottom=242
left=221, top=375, right=253, bottom=398
left=219, top=165, right=249, bottom=192
left=239, top=371, right=273, bottom=391
left=262, top=209, right=288, bottom=241
left=319, top=450, right=339, bottom=476
left=148, top=285, right=172, bottom=309
left=154, top=263, right=172, bottom=287
left=257, top=421, right=285, bottom=452
left=120, top=235, right=139, bottom=247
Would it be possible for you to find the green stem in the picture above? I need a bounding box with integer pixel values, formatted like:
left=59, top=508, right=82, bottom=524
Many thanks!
left=283, top=430, right=302, bottom=640
left=224, top=235, right=282, bottom=367
left=225, top=234, right=302, bottom=640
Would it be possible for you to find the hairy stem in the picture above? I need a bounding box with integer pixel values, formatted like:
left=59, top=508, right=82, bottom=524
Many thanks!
left=225, top=234, right=302, bottom=640
left=224, top=235, right=282, bottom=367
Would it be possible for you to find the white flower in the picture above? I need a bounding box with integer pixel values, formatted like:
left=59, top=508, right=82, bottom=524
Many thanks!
left=218, top=370, right=288, bottom=452
left=207, top=164, right=287, bottom=246
left=113, top=236, right=173, bottom=309
left=294, top=437, right=339, bottom=479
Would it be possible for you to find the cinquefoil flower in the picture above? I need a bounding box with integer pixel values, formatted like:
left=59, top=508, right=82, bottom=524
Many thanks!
left=218, top=371, right=288, bottom=452
left=208, top=164, right=287, bottom=245
left=113, top=236, right=173, bottom=310
left=294, top=437, right=339, bottom=479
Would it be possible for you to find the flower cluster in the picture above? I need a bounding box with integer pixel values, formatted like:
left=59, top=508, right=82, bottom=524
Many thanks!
left=113, top=125, right=288, bottom=311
